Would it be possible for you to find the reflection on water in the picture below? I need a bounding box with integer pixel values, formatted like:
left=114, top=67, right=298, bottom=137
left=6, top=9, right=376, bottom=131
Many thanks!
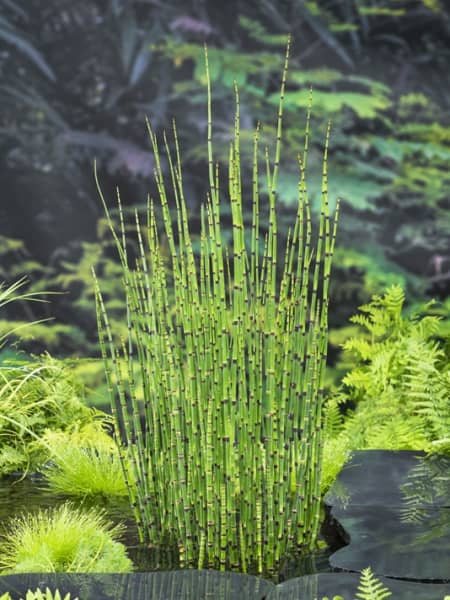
left=1, top=571, right=449, bottom=600
left=325, top=450, right=450, bottom=582
left=0, top=571, right=274, bottom=600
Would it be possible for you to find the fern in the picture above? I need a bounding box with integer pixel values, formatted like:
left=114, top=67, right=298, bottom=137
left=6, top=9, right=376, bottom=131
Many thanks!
left=314, top=566, right=450, bottom=599
left=355, top=567, right=391, bottom=600
left=25, top=590, right=74, bottom=600
left=331, top=285, right=450, bottom=455
left=0, top=590, right=75, bottom=600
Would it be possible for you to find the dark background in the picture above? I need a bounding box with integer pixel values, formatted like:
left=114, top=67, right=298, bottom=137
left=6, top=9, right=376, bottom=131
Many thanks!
left=0, top=0, right=449, bottom=359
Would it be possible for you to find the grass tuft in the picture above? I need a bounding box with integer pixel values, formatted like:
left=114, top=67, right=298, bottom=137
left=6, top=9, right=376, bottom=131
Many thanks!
left=0, top=502, right=133, bottom=574
left=41, top=427, right=128, bottom=499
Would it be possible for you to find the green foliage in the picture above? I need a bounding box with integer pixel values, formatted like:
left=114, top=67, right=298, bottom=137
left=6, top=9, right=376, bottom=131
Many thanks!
left=157, top=23, right=449, bottom=333
left=0, top=502, right=132, bottom=574
left=0, top=262, right=91, bottom=355
left=2, top=2, right=449, bottom=359
left=328, top=285, right=450, bottom=460
left=354, top=567, right=391, bottom=600
left=0, top=321, right=88, bottom=354
left=95, top=43, right=338, bottom=574
left=0, top=589, right=75, bottom=600
left=41, top=425, right=129, bottom=499
left=270, top=88, right=391, bottom=120
left=321, top=433, right=352, bottom=495
left=0, top=354, right=99, bottom=476
left=0, top=278, right=50, bottom=349
left=316, top=565, right=450, bottom=599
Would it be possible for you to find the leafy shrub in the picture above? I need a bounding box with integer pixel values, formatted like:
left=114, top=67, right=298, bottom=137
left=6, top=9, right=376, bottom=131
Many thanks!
left=2, top=1, right=449, bottom=359
left=0, top=502, right=132, bottom=574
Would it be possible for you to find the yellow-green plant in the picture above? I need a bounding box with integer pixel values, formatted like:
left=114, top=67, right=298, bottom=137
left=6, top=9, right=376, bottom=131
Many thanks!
left=0, top=502, right=132, bottom=574
left=0, top=355, right=98, bottom=477
left=327, top=285, right=450, bottom=456
left=41, top=426, right=129, bottom=498
left=0, top=279, right=102, bottom=477
left=0, top=589, right=75, bottom=600
left=94, top=40, right=339, bottom=574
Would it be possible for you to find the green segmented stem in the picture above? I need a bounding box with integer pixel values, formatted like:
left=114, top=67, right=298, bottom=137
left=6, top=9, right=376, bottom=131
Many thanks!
left=94, top=40, right=339, bottom=575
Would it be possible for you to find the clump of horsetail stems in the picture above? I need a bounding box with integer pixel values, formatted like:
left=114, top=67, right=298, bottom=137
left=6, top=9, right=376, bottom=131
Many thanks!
left=93, top=38, right=339, bottom=575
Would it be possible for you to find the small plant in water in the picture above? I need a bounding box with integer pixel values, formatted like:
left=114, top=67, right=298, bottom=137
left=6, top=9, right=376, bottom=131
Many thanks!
left=0, top=502, right=132, bottom=574
left=94, top=39, right=339, bottom=573
left=41, top=426, right=128, bottom=499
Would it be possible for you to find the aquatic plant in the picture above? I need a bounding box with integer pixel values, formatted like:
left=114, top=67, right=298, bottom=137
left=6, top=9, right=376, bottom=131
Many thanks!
left=41, top=426, right=128, bottom=498
left=94, top=39, right=338, bottom=573
left=0, top=502, right=133, bottom=574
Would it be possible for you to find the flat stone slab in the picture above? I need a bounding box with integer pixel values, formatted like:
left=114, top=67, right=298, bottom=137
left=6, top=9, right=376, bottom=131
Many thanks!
left=329, top=505, right=450, bottom=581
left=267, top=573, right=450, bottom=599
left=0, top=571, right=274, bottom=600
left=325, top=450, right=450, bottom=582
left=2, top=571, right=449, bottom=600
left=325, top=450, right=450, bottom=508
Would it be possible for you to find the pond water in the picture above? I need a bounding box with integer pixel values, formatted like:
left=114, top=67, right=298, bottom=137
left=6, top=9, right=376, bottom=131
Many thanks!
left=1, top=451, right=449, bottom=599
left=0, top=472, right=335, bottom=582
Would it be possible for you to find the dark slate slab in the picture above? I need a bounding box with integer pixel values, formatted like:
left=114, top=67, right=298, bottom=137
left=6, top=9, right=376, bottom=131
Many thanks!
left=329, top=505, right=450, bottom=581
left=0, top=571, right=274, bottom=600
left=266, top=573, right=450, bottom=599
left=325, top=451, right=450, bottom=582
left=325, top=450, right=450, bottom=509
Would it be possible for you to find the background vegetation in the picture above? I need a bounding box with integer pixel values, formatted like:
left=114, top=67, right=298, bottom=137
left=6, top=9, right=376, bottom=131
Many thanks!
left=0, top=0, right=449, bottom=374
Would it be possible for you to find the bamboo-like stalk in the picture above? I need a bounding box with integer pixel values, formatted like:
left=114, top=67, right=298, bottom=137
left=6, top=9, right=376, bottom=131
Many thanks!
left=93, top=38, right=339, bottom=575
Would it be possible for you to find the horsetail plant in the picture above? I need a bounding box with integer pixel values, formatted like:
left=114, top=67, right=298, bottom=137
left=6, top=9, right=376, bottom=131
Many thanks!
left=93, top=38, right=339, bottom=575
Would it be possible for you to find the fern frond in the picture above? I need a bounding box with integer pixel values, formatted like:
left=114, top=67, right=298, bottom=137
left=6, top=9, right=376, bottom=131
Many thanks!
left=413, top=314, right=442, bottom=339
left=382, top=284, right=405, bottom=319
left=365, top=415, right=427, bottom=450
left=342, top=368, right=372, bottom=390
left=323, top=395, right=345, bottom=437
left=25, top=589, right=75, bottom=600
left=334, top=285, right=450, bottom=457
left=0, top=590, right=76, bottom=600
left=355, top=567, right=392, bottom=600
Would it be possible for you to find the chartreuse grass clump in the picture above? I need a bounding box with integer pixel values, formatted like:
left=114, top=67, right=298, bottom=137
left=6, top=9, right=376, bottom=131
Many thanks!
left=0, top=502, right=132, bottom=574
left=40, top=424, right=129, bottom=499
left=94, top=39, right=339, bottom=574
